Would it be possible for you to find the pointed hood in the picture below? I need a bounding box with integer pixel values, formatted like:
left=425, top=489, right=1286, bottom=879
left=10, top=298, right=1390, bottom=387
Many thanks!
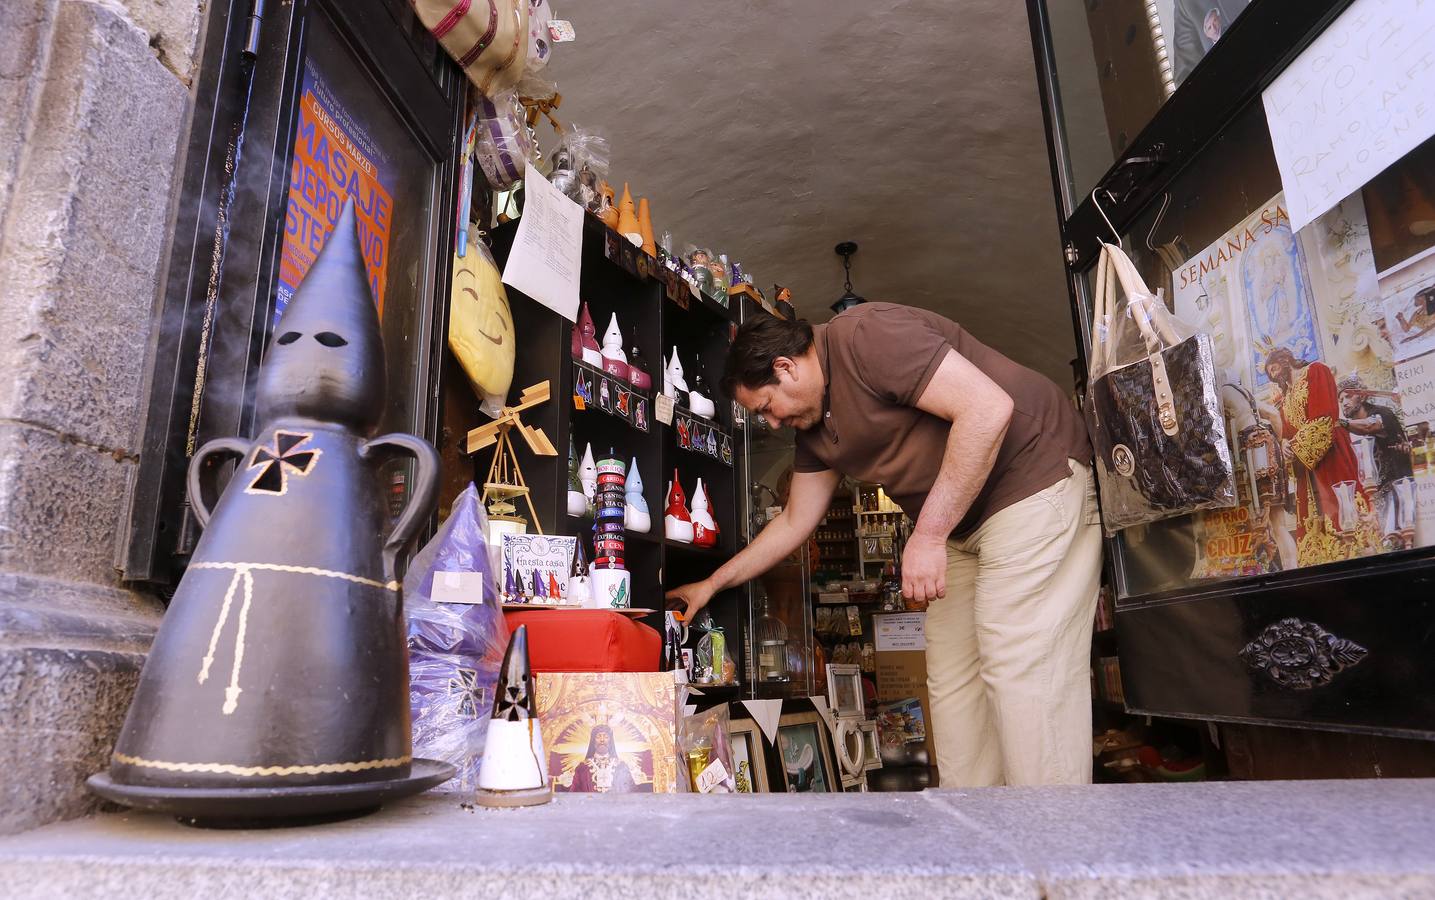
left=602, top=313, right=624, bottom=353
left=257, top=197, right=385, bottom=433
left=693, top=477, right=710, bottom=514
left=490, top=626, right=536, bottom=721
left=666, top=472, right=690, bottom=520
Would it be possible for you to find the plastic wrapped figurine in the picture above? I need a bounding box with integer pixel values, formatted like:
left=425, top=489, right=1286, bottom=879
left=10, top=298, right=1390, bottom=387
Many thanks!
left=679, top=705, right=735, bottom=793
left=693, top=614, right=735, bottom=686
left=473, top=91, right=532, bottom=191
left=600, top=313, right=629, bottom=380
left=691, top=477, right=719, bottom=548
left=664, top=472, right=694, bottom=543
left=548, top=144, right=578, bottom=198
left=688, top=249, right=715, bottom=294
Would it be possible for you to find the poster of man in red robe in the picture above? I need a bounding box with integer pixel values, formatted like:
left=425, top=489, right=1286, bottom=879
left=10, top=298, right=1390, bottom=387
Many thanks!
left=1264, top=349, right=1367, bottom=544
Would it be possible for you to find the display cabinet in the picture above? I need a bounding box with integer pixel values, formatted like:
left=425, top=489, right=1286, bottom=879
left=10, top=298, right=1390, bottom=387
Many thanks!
left=490, top=214, right=748, bottom=695
left=1029, top=0, right=1435, bottom=737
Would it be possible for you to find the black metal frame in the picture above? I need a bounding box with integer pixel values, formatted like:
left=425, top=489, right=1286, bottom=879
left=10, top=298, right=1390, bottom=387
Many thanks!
left=1026, top=0, right=1435, bottom=739
left=123, top=0, right=463, bottom=587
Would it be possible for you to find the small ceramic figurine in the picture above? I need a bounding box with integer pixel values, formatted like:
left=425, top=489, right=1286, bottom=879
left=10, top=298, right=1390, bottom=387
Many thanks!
left=549, top=145, right=578, bottom=200
left=688, top=359, right=716, bottom=419
left=691, top=477, right=719, bottom=548
left=475, top=626, right=552, bottom=808
left=627, top=332, right=652, bottom=392
left=573, top=302, right=601, bottom=367
left=567, top=541, right=592, bottom=606
left=580, top=442, right=598, bottom=511
left=689, top=250, right=715, bottom=294
left=617, top=183, right=642, bottom=247
left=664, top=471, right=694, bottom=543
left=567, top=436, right=588, bottom=517
left=638, top=197, right=656, bottom=258
left=663, top=347, right=688, bottom=405
left=600, top=313, right=629, bottom=380
left=625, top=456, right=651, bottom=533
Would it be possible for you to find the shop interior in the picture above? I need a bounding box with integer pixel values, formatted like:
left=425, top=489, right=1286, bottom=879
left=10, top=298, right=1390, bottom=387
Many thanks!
left=116, top=0, right=1435, bottom=813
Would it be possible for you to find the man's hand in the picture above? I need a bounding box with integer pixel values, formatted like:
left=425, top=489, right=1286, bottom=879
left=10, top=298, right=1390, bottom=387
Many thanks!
left=900, top=532, right=948, bottom=606
left=665, top=579, right=716, bottom=621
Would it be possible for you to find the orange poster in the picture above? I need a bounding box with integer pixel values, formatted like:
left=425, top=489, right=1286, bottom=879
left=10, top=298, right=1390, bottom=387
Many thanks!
left=275, top=60, right=395, bottom=324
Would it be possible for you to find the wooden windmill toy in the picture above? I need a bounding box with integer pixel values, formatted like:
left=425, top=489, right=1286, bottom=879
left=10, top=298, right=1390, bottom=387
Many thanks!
left=466, top=381, right=557, bottom=533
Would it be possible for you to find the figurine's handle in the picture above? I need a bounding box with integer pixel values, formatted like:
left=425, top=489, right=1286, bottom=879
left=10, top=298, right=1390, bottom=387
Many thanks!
left=186, top=437, right=252, bottom=529
left=360, top=433, right=441, bottom=586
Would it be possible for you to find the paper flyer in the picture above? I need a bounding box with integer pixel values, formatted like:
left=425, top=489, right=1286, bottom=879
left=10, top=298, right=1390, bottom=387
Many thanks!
left=502, top=165, right=583, bottom=322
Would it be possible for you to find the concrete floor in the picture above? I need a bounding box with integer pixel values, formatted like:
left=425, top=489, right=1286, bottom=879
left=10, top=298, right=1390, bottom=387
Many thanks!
left=0, top=780, right=1433, bottom=898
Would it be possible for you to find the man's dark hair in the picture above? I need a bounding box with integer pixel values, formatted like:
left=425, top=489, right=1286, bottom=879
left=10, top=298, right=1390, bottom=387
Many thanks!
left=722, top=315, right=815, bottom=396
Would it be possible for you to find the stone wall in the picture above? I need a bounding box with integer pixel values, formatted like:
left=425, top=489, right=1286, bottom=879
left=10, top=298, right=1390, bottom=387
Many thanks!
left=0, top=0, right=200, bottom=834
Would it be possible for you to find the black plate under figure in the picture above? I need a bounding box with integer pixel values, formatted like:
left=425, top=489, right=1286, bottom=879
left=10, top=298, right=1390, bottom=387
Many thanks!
left=85, top=758, right=456, bottom=828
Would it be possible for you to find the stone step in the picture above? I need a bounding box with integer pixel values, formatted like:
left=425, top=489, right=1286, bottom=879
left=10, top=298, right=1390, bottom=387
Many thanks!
left=0, top=780, right=1432, bottom=898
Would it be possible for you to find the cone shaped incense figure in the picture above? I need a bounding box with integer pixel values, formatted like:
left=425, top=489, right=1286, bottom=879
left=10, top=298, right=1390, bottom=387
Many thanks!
left=88, top=199, right=448, bottom=823
left=475, top=626, right=551, bottom=807
left=617, top=183, right=641, bottom=247
left=567, top=540, right=592, bottom=606
left=665, top=472, right=694, bottom=543
left=663, top=347, right=688, bottom=403
left=580, top=442, right=598, bottom=511
left=566, top=435, right=588, bottom=517
left=688, top=360, right=716, bottom=419
left=600, top=313, right=629, bottom=380
left=627, top=330, right=652, bottom=392
left=573, top=302, right=601, bottom=367
left=625, top=456, right=651, bottom=533
left=692, top=477, right=719, bottom=548
left=638, top=197, right=656, bottom=258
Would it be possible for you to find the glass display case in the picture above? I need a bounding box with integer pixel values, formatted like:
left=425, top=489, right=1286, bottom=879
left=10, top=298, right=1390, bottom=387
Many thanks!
left=1029, top=0, right=1435, bottom=737
left=741, top=398, right=816, bottom=699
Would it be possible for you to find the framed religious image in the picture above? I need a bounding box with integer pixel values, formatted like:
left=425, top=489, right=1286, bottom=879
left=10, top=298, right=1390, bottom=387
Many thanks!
left=726, top=717, right=768, bottom=793
left=826, top=663, right=863, bottom=718
left=775, top=710, right=837, bottom=793
left=537, top=672, right=678, bottom=793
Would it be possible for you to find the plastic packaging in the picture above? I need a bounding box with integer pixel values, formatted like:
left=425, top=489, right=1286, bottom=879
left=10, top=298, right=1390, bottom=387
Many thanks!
left=692, top=613, right=735, bottom=685
left=1085, top=243, right=1236, bottom=533
left=473, top=90, right=533, bottom=191
left=677, top=704, right=735, bottom=793
left=404, top=485, right=512, bottom=792
left=547, top=125, right=610, bottom=212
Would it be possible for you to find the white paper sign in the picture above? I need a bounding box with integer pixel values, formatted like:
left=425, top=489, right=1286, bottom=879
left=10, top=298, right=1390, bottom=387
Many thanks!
left=874, top=613, right=926, bottom=652
left=654, top=394, right=675, bottom=426
left=1396, top=350, right=1435, bottom=424
left=501, top=166, right=582, bottom=321
left=430, top=571, right=485, bottom=605
left=1262, top=0, right=1435, bottom=231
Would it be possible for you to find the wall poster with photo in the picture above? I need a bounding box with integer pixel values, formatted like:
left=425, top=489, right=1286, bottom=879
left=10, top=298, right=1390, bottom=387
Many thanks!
left=1169, top=182, right=1430, bottom=585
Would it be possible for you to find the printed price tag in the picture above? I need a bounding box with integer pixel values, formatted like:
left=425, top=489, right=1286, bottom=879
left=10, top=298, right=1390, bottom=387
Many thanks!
left=697, top=757, right=731, bottom=793
left=431, top=571, right=485, bottom=605
left=655, top=394, right=675, bottom=426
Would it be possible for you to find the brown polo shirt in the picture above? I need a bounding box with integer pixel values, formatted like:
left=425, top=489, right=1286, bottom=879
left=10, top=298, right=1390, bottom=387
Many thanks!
left=793, top=303, right=1090, bottom=537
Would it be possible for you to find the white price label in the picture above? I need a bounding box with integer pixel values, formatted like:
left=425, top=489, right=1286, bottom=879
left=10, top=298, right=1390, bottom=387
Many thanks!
left=696, top=757, right=731, bottom=793
left=430, top=571, right=486, bottom=605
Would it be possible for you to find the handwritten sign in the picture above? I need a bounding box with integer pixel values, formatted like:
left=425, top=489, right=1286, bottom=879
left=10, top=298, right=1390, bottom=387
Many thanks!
left=501, top=165, right=582, bottom=321
left=1263, top=0, right=1435, bottom=231
left=276, top=58, right=395, bottom=324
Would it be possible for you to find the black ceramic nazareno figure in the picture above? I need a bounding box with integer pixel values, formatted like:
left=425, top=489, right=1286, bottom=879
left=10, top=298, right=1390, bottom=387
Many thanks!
left=89, top=199, right=452, bottom=824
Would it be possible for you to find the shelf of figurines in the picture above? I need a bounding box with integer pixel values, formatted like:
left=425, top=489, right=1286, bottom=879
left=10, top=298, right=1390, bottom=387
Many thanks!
left=584, top=213, right=738, bottom=325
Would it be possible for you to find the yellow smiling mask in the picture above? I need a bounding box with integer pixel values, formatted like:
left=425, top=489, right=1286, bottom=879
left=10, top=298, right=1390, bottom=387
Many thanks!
left=448, top=231, right=515, bottom=416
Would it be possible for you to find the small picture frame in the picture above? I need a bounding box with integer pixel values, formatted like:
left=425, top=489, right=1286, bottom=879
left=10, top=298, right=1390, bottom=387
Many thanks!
left=726, top=717, right=768, bottom=793
left=826, top=663, right=864, bottom=718
left=775, top=710, right=837, bottom=793
left=859, top=720, right=883, bottom=772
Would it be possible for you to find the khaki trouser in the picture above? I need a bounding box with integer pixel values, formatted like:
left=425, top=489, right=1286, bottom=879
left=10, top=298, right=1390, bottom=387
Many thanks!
left=924, top=459, right=1102, bottom=786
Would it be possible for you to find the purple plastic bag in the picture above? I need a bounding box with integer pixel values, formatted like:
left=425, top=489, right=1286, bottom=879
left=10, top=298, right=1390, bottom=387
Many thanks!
left=404, top=484, right=511, bottom=792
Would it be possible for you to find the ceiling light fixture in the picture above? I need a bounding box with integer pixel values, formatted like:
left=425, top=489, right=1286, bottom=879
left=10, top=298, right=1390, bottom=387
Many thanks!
left=831, top=241, right=865, bottom=314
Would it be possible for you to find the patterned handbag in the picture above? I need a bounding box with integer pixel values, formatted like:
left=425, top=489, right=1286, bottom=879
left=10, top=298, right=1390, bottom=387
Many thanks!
left=1085, top=243, right=1236, bottom=533
left=412, top=0, right=529, bottom=98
